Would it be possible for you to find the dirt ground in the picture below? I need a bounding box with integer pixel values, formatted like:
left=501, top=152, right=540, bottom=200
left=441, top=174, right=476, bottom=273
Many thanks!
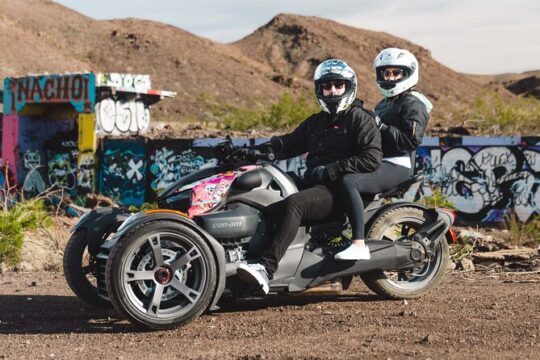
left=0, top=270, right=538, bottom=360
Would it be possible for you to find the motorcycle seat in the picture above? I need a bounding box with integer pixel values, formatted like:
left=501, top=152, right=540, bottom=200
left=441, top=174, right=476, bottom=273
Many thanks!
left=369, top=171, right=424, bottom=201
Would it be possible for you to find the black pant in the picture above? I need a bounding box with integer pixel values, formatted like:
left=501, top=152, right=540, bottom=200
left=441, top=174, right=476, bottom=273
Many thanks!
left=259, top=185, right=338, bottom=275
left=339, top=162, right=411, bottom=239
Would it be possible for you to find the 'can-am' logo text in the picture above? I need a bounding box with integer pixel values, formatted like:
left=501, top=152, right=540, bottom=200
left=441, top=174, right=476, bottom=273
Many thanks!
left=212, top=222, right=242, bottom=229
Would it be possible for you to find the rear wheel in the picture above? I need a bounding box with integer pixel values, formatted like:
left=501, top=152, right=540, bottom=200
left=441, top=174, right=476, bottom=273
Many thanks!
left=63, top=230, right=111, bottom=307
left=105, top=221, right=217, bottom=330
left=362, top=206, right=449, bottom=299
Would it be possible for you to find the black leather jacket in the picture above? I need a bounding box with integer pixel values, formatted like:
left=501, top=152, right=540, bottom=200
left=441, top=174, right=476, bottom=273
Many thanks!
left=375, top=91, right=429, bottom=158
left=276, top=99, right=382, bottom=181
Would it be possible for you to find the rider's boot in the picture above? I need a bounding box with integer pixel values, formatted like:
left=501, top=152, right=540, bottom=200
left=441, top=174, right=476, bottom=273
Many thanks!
left=237, top=263, right=270, bottom=294
left=335, top=244, right=371, bottom=260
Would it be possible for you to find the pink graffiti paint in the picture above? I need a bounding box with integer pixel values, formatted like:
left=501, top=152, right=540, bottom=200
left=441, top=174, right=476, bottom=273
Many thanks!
left=1, top=115, right=20, bottom=182
left=187, top=166, right=258, bottom=217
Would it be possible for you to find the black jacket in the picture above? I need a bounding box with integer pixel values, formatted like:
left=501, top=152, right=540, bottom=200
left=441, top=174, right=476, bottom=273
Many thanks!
left=277, top=99, right=382, bottom=181
left=375, top=91, right=429, bottom=158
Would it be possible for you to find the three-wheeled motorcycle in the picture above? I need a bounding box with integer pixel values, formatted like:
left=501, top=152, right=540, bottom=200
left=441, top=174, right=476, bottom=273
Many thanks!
left=64, top=139, right=455, bottom=329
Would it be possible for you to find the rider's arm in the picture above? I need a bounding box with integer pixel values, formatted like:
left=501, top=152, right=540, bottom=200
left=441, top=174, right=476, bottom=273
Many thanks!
left=275, top=115, right=313, bottom=159
left=326, top=110, right=382, bottom=181
left=379, top=96, right=429, bottom=153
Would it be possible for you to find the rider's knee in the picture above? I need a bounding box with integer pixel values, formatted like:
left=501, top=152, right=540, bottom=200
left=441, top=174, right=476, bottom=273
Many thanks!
left=340, top=173, right=357, bottom=191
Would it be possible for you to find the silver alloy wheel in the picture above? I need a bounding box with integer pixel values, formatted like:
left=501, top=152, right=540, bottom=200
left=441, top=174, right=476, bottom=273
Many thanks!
left=119, top=231, right=207, bottom=320
left=376, top=216, right=443, bottom=291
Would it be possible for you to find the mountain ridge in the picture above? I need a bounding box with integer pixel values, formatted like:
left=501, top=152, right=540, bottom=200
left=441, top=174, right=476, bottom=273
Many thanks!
left=0, top=1, right=537, bottom=135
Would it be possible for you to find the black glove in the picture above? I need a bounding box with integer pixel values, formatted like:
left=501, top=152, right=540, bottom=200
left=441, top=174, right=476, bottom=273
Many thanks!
left=254, top=136, right=283, bottom=153
left=306, top=165, right=330, bottom=183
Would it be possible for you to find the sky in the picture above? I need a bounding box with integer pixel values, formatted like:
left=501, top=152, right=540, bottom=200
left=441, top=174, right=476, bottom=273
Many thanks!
left=53, top=0, right=540, bottom=75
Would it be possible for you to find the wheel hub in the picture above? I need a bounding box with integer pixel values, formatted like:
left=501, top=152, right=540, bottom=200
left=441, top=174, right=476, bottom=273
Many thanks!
left=155, top=266, right=173, bottom=285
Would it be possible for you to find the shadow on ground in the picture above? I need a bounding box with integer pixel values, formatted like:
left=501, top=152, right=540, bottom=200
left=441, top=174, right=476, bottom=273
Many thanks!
left=0, top=291, right=382, bottom=334
left=215, top=292, right=383, bottom=314
left=0, top=295, right=132, bottom=335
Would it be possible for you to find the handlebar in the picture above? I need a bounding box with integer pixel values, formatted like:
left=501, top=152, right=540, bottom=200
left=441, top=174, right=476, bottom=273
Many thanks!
left=213, top=139, right=276, bottom=164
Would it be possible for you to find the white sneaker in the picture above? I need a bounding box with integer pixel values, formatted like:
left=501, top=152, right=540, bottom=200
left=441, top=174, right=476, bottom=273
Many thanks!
left=236, top=263, right=270, bottom=294
left=335, top=245, right=371, bottom=261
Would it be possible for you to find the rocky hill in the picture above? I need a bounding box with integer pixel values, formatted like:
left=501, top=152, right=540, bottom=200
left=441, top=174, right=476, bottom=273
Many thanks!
left=0, top=0, right=283, bottom=121
left=470, top=70, right=540, bottom=99
left=0, top=0, right=537, bottom=135
left=233, top=14, right=487, bottom=119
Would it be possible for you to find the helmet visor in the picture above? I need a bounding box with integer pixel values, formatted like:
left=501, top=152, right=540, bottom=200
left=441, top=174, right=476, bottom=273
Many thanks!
left=320, top=80, right=347, bottom=92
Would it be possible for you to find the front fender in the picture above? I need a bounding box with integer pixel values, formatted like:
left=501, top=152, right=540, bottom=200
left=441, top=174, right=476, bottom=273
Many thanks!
left=113, top=210, right=226, bottom=312
left=72, top=207, right=131, bottom=255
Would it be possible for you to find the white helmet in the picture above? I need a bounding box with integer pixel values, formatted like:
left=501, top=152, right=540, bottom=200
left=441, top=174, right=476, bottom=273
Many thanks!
left=314, top=59, right=357, bottom=115
left=373, top=48, right=419, bottom=98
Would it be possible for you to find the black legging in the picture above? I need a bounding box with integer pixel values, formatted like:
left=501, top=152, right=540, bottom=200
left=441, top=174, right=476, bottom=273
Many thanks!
left=339, top=162, right=411, bottom=239
left=259, top=184, right=339, bottom=276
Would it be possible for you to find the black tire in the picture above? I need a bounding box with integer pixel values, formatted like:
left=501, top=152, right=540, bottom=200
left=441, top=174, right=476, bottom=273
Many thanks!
left=105, top=221, right=217, bottom=330
left=63, top=229, right=111, bottom=307
left=361, top=206, right=449, bottom=299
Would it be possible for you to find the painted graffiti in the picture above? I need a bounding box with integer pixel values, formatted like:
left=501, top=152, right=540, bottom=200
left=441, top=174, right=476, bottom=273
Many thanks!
left=99, top=140, right=146, bottom=206
left=96, top=73, right=151, bottom=93
left=47, top=151, right=78, bottom=195
left=418, top=145, right=540, bottom=222
left=77, top=152, right=95, bottom=194
left=22, top=150, right=47, bottom=196
left=95, top=98, right=150, bottom=136
left=149, top=147, right=218, bottom=195
left=3, top=74, right=96, bottom=115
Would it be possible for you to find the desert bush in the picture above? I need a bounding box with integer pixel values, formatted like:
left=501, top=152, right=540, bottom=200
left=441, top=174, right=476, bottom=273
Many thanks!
left=201, top=92, right=319, bottom=131
left=417, top=188, right=456, bottom=209
left=449, top=238, right=474, bottom=262
left=128, top=202, right=159, bottom=213
left=0, top=197, right=51, bottom=265
left=464, top=91, right=540, bottom=135
left=504, top=211, right=540, bottom=247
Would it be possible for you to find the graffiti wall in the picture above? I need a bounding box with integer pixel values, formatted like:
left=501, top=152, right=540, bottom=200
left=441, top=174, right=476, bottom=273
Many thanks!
left=96, top=73, right=152, bottom=93
left=1, top=73, right=538, bottom=225
left=1, top=72, right=174, bottom=201
left=95, top=98, right=151, bottom=136
left=3, top=74, right=96, bottom=115
left=17, top=117, right=78, bottom=196
left=416, top=137, right=540, bottom=223
left=146, top=138, right=249, bottom=200
left=99, top=139, right=147, bottom=206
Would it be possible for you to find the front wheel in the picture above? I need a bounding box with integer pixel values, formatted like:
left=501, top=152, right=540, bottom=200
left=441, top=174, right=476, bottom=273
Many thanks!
left=362, top=206, right=449, bottom=299
left=105, top=221, right=217, bottom=330
left=63, top=229, right=111, bottom=307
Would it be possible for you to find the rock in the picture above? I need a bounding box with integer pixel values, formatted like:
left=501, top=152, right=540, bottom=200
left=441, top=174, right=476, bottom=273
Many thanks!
left=447, top=261, right=457, bottom=271
left=472, top=252, right=506, bottom=261
left=16, top=261, right=34, bottom=272
left=420, top=334, right=432, bottom=344
left=0, top=262, right=9, bottom=274
left=473, top=249, right=536, bottom=261
left=458, top=258, right=475, bottom=271
left=460, top=229, right=485, bottom=239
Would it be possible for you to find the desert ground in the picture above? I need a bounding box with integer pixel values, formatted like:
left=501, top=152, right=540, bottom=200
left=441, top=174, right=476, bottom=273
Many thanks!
left=0, top=269, right=538, bottom=359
